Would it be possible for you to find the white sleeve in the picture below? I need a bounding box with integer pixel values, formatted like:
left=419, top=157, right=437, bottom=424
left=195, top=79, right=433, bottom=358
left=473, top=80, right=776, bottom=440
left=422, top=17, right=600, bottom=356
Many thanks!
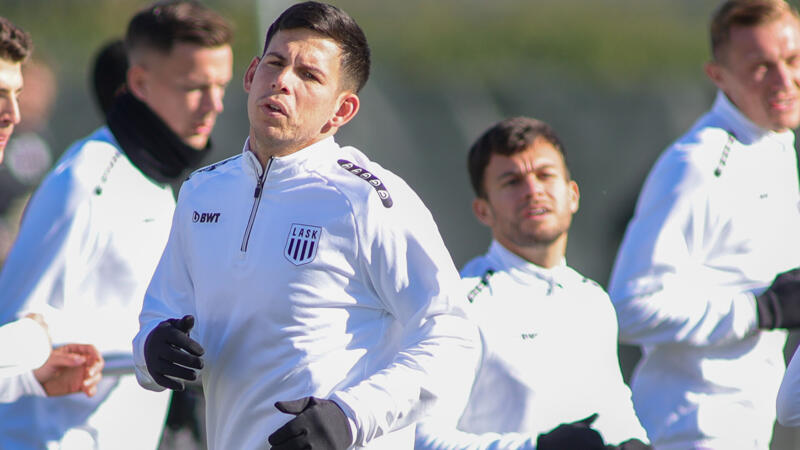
left=608, top=149, right=757, bottom=347
left=0, top=164, right=125, bottom=350
left=777, top=345, right=800, bottom=426
left=0, top=318, right=51, bottom=377
left=329, top=192, right=481, bottom=447
left=133, top=186, right=196, bottom=392
left=0, top=370, right=47, bottom=403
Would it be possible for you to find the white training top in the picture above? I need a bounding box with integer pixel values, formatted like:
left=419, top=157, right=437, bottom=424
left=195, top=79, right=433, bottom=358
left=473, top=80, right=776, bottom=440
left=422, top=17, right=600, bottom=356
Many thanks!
left=415, top=240, right=647, bottom=449
left=0, top=126, right=173, bottom=449
left=608, top=92, right=800, bottom=450
left=133, top=136, right=480, bottom=450
left=0, top=317, right=50, bottom=402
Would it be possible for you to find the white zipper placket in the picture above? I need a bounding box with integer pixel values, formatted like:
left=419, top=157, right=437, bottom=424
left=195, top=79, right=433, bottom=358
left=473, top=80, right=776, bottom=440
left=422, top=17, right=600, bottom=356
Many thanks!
left=240, top=156, right=274, bottom=253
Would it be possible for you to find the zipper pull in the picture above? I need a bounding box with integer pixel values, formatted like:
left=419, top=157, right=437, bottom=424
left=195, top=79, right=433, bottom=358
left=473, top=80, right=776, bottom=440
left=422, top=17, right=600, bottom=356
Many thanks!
left=254, top=181, right=263, bottom=198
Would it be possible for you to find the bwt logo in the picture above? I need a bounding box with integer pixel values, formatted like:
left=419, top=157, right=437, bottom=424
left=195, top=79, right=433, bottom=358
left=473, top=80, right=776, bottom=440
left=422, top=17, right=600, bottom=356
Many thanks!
left=192, top=211, right=221, bottom=223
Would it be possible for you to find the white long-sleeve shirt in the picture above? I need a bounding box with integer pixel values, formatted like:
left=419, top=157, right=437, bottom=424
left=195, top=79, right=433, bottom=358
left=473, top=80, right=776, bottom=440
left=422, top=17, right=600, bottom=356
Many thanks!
left=133, top=136, right=480, bottom=450
left=608, top=92, right=800, bottom=450
left=415, top=240, right=647, bottom=449
left=0, top=126, right=172, bottom=449
left=0, top=318, right=50, bottom=402
left=777, top=345, right=800, bottom=427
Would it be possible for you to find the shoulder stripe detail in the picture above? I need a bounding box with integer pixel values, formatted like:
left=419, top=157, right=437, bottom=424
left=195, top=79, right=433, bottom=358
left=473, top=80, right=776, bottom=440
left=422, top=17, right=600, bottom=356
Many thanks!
left=188, top=154, right=242, bottom=180
left=337, top=159, right=393, bottom=208
left=713, top=131, right=736, bottom=177
left=467, top=269, right=495, bottom=303
left=94, top=151, right=122, bottom=196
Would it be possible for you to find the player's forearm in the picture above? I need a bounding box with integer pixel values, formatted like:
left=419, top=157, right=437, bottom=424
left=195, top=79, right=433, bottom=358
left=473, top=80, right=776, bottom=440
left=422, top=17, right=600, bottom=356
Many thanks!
left=331, top=313, right=480, bottom=447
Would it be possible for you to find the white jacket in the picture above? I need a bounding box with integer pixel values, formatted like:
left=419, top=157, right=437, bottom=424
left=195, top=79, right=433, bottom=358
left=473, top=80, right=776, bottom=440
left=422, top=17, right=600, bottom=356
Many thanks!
left=0, top=318, right=50, bottom=402
left=133, top=136, right=480, bottom=450
left=415, top=240, right=647, bottom=449
left=0, top=126, right=172, bottom=449
left=608, top=92, right=800, bottom=450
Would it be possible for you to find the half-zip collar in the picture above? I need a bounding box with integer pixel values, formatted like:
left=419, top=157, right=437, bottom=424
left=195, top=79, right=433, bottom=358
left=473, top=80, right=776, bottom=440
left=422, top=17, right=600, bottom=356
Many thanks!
left=241, top=136, right=338, bottom=182
left=712, top=90, right=795, bottom=148
left=484, top=240, right=568, bottom=295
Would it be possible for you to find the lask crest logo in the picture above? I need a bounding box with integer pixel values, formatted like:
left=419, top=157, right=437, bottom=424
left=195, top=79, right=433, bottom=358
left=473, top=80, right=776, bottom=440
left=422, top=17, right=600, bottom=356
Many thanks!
left=285, top=223, right=322, bottom=265
left=193, top=211, right=221, bottom=223
left=337, top=159, right=393, bottom=208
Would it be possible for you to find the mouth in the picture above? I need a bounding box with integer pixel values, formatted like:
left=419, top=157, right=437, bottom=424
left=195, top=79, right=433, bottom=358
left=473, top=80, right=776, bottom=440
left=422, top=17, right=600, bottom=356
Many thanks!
left=522, top=205, right=550, bottom=218
left=769, top=95, right=798, bottom=112
left=262, top=98, right=287, bottom=116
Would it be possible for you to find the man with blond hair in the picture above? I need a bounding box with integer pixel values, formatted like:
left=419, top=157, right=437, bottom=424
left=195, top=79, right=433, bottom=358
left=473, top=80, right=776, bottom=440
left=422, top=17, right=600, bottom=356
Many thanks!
left=609, top=1, right=800, bottom=448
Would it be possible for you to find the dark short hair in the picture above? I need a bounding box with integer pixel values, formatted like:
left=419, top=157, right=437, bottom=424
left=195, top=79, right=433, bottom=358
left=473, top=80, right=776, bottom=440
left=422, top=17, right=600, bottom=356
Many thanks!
left=125, top=0, right=233, bottom=58
left=262, top=1, right=370, bottom=93
left=91, top=39, right=128, bottom=117
left=0, top=16, right=31, bottom=63
left=710, top=0, right=800, bottom=62
left=467, top=116, right=568, bottom=199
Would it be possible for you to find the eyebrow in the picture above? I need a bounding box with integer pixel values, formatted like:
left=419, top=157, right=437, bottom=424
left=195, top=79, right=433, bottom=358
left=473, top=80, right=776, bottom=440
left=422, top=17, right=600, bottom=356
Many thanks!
left=496, top=162, right=558, bottom=180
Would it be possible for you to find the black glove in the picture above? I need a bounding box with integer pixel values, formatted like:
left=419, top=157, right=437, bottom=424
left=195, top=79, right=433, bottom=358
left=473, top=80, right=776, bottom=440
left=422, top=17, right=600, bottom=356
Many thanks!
left=756, top=268, right=800, bottom=329
left=143, top=315, right=204, bottom=391
left=537, top=413, right=605, bottom=450
left=268, top=396, right=353, bottom=450
left=606, top=438, right=653, bottom=449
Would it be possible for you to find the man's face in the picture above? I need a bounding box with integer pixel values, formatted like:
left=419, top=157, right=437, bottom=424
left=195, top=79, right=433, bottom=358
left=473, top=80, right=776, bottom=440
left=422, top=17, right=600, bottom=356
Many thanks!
left=473, top=139, right=579, bottom=259
left=244, top=28, right=355, bottom=156
left=129, top=42, right=233, bottom=149
left=0, top=57, right=23, bottom=163
left=707, top=12, right=800, bottom=131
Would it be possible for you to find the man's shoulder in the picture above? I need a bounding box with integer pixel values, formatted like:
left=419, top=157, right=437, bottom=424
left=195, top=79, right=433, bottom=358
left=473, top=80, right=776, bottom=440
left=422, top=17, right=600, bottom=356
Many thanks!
left=183, top=153, right=243, bottom=188
left=317, top=146, right=420, bottom=214
left=42, top=127, right=121, bottom=193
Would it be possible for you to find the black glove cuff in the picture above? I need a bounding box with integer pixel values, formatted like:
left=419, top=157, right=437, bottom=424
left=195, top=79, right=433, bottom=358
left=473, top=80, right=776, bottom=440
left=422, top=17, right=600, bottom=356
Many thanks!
left=756, top=291, right=779, bottom=329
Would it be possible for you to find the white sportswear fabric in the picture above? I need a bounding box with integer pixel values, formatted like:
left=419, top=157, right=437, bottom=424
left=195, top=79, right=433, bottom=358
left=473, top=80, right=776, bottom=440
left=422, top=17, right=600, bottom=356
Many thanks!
left=133, top=136, right=480, bottom=449
left=608, top=92, right=800, bottom=449
left=0, top=126, right=172, bottom=449
left=0, top=318, right=50, bottom=402
left=415, top=240, right=648, bottom=449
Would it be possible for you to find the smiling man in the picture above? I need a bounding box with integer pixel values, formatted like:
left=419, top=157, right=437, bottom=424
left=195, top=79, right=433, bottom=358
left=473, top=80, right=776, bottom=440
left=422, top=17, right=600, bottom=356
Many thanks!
left=415, top=116, right=650, bottom=450
left=0, top=1, right=233, bottom=448
left=608, top=0, right=800, bottom=448
left=133, top=2, right=478, bottom=449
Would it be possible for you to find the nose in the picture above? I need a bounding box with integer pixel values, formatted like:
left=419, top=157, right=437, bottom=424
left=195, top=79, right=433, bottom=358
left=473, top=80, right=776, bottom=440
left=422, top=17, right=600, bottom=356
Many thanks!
left=200, top=85, right=226, bottom=115
left=773, top=61, right=798, bottom=90
left=0, top=93, right=21, bottom=126
left=523, top=174, right=544, bottom=197
left=271, top=67, right=291, bottom=94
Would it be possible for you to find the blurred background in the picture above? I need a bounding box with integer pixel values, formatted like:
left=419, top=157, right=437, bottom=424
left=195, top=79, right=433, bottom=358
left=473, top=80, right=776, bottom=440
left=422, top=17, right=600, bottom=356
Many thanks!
left=1, top=0, right=799, bottom=448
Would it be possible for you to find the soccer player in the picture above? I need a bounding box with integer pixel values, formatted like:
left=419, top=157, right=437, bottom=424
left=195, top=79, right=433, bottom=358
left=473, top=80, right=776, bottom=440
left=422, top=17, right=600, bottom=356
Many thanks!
left=0, top=15, right=103, bottom=404
left=415, top=116, right=649, bottom=450
left=133, top=2, right=479, bottom=449
left=0, top=2, right=233, bottom=448
left=609, top=1, right=800, bottom=448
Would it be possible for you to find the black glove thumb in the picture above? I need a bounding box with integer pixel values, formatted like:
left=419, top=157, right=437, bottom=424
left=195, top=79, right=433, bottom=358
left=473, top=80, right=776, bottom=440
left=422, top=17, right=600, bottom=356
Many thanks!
left=275, top=397, right=313, bottom=415
left=172, top=314, right=195, bottom=333
left=573, top=413, right=599, bottom=427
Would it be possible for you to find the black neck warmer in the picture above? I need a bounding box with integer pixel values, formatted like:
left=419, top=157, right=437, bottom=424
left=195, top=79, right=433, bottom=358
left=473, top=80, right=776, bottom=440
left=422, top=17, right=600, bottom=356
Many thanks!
left=106, top=92, right=211, bottom=184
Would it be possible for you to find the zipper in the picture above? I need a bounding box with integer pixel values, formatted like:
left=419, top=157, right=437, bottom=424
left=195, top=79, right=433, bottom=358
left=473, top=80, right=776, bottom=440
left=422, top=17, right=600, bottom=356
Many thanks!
left=240, top=157, right=273, bottom=253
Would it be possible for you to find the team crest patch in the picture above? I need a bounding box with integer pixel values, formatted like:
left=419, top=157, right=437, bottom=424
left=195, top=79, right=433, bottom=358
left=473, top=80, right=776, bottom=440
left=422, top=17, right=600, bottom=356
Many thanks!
left=337, top=159, right=393, bottom=208
left=284, top=223, right=322, bottom=265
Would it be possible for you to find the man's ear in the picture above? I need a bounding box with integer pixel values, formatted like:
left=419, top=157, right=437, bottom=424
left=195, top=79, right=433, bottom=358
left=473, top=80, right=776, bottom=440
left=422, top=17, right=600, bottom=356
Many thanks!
left=328, top=92, right=360, bottom=129
left=472, top=197, right=494, bottom=228
left=126, top=65, right=148, bottom=101
left=243, top=57, right=260, bottom=93
left=704, top=60, right=726, bottom=90
left=568, top=180, right=580, bottom=214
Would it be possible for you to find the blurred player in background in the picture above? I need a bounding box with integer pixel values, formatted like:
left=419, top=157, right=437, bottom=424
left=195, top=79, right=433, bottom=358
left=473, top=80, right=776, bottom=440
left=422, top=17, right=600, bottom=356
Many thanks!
left=0, top=1, right=233, bottom=448
left=415, top=116, right=650, bottom=450
left=609, top=1, right=800, bottom=448
left=0, top=15, right=103, bottom=406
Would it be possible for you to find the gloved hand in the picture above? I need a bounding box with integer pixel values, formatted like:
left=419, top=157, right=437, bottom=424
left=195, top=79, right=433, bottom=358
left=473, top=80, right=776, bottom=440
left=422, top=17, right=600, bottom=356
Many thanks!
left=606, top=438, right=653, bottom=449
left=268, top=396, right=352, bottom=450
left=536, top=413, right=605, bottom=450
left=756, top=268, right=800, bottom=329
left=143, top=315, right=204, bottom=391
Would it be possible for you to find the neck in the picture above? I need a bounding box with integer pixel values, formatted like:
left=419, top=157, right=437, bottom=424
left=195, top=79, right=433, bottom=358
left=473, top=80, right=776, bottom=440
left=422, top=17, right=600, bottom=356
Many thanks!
left=496, top=234, right=566, bottom=269
left=248, top=130, right=335, bottom=169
